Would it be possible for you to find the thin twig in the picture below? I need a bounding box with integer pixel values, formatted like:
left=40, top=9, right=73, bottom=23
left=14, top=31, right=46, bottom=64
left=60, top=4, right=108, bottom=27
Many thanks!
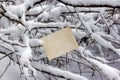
left=0, top=57, right=11, bottom=78
left=0, top=52, right=13, bottom=60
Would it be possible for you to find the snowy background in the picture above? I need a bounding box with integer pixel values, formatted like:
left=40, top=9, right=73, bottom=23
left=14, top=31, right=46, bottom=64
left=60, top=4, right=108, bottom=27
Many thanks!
left=0, top=0, right=120, bottom=80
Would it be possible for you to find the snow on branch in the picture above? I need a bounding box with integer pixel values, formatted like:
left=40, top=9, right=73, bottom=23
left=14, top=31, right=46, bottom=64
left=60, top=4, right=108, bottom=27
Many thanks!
left=91, top=33, right=120, bottom=56
left=57, top=0, right=120, bottom=8
left=0, top=37, right=26, bottom=47
left=77, top=46, right=120, bottom=80
left=0, top=0, right=46, bottom=26
left=0, top=4, right=23, bottom=25
left=0, top=49, right=88, bottom=80
left=30, top=38, right=43, bottom=47
left=33, top=63, right=88, bottom=80
left=0, top=0, right=120, bottom=80
left=26, top=21, right=69, bottom=31
left=88, top=58, right=120, bottom=80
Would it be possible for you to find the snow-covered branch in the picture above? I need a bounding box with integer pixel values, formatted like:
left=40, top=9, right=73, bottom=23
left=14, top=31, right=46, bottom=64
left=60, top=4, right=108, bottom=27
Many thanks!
left=57, top=0, right=120, bottom=8
left=0, top=0, right=120, bottom=80
left=33, top=63, right=88, bottom=80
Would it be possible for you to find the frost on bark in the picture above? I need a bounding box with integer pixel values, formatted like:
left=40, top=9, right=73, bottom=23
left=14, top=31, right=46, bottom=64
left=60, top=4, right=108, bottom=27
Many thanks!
left=0, top=0, right=120, bottom=80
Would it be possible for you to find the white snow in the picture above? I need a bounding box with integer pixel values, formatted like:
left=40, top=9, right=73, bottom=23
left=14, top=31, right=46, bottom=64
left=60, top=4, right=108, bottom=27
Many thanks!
left=30, top=39, right=43, bottom=47
left=91, top=33, right=120, bottom=56
left=25, top=20, right=69, bottom=30
left=77, top=46, right=93, bottom=57
left=110, top=27, right=120, bottom=40
left=72, top=29, right=88, bottom=40
left=49, top=7, right=62, bottom=21
left=0, top=43, right=14, bottom=52
left=113, top=13, right=120, bottom=24
left=0, top=17, right=10, bottom=29
left=60, top=0, right=120, bottom=7
left=6, top=4, right=26, bottom=17
left=88, top=58, right=120, bottom=80
left=33, top=63, right=88, bottom=80
left=37, top=11, right=49, bottom=22
left=4, top=11, right=19, bottom=20
left=19, top=34, right=37, bottom=79
left=95, top=32, right=114, bottom=39
left=1, top=0, right=120, bottom=80
left=27, top=6, right=47, bottom=15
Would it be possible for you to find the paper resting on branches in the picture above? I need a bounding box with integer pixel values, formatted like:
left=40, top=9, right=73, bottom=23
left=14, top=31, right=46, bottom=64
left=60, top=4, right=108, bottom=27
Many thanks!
left=42, top=27, right=79, bottom=60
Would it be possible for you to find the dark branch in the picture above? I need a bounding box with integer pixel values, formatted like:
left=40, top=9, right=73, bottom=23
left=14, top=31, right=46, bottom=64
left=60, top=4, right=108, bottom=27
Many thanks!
left=0, top=52, right=13, bottom=60
left=33, top=0, right=46, bottom=6
left=0, top=37, right=26, bottom=47
left=0, top=5, right=24, bottom=26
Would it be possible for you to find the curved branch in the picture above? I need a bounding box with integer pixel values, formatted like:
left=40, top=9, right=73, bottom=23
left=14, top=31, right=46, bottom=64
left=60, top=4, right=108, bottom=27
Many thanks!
left=33, top=0, right=46, bottom=6
left=0, top=51, right=88, bottom=80
left=57, top=0, right=120, bottom=8
left=0, top=37, right=26, bottom=47
left=33, top=63, right=88, bottom=80
left=0, top=5, right=24, bottom=26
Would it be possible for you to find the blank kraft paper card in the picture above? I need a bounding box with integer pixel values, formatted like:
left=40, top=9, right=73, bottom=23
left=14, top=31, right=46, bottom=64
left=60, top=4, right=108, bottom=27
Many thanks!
left=42, top=27, right=79, bottom=60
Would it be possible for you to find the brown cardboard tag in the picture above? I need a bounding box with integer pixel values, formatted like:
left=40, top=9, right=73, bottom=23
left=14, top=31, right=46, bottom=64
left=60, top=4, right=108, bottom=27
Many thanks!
left=42, top=27, right=79, bottom=60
